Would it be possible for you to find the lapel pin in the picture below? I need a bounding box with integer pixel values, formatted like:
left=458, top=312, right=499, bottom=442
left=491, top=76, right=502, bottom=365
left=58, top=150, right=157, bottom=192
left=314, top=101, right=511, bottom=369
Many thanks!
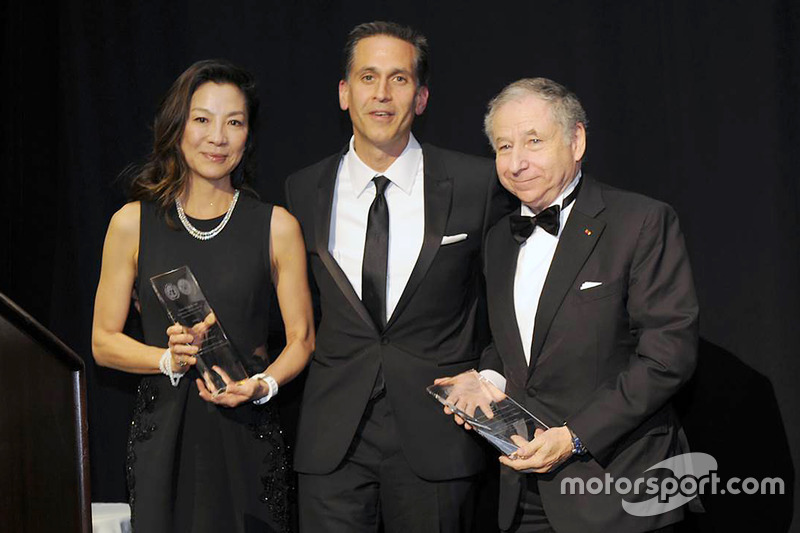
left=584, top=229, right=593, bottom=236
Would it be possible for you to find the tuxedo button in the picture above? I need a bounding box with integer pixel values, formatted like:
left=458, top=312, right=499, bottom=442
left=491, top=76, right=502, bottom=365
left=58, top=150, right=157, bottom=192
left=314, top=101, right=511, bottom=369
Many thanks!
left=380, top=336, right=390, bottom=345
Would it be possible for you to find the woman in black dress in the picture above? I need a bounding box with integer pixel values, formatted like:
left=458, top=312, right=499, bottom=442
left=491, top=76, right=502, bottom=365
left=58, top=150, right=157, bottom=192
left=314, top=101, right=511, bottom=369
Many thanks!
left=91, top=59, right=314, bottom=533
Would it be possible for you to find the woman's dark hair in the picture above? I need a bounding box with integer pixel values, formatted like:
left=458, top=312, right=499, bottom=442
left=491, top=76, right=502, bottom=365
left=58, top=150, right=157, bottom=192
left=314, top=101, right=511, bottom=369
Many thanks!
left=128, top=59, right=259, bottom=212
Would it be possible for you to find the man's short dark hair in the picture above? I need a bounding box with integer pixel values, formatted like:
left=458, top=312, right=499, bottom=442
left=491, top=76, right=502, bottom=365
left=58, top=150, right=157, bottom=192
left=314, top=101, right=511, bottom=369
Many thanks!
left=342, top=21, right=430, bottom=87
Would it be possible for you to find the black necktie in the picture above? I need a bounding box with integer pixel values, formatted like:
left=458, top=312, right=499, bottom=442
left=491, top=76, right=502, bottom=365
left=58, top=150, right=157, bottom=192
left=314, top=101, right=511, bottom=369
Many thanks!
left=362, top=176, right=390, bottom=329
left=509, top=179, right=582, bottom=244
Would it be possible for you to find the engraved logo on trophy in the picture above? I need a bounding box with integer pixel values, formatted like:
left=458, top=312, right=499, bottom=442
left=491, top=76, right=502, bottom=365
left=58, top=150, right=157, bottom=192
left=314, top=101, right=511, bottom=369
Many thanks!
left=177, top=278, right=193, bottom=296
left=164, top=283, right=180, bottom=301
left=151, top=266, right=250, bottom=395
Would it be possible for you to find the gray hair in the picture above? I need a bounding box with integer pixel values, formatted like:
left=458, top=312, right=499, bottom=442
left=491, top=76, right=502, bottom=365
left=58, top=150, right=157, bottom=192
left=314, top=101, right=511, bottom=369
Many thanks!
left=484, top=77, right=588, bottom=150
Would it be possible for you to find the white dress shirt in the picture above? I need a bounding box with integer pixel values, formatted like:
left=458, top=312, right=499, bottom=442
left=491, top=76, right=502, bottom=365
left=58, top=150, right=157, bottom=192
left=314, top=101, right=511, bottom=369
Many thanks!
left=328, top=134, right=425, bottom=321
left=514, top=171, right=581, bottom=364
left=482, top=171, right=582, bottom=391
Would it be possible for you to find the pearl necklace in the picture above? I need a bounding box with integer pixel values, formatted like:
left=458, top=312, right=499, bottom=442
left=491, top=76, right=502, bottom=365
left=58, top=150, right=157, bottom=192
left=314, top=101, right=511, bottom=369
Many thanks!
left=175, top=189, right=240, bottom=241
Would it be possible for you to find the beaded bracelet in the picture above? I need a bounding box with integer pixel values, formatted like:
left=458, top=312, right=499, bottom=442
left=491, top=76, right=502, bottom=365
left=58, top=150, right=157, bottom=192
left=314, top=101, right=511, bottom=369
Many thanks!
left=159, top=348, right=186, bottom=387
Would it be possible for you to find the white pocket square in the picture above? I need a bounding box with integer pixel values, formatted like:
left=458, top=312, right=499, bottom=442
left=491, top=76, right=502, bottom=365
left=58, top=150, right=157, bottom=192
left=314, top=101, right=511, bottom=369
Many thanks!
left=441, top=233, right=468, bottom=245
left=580, top=281, right=603, bottom=290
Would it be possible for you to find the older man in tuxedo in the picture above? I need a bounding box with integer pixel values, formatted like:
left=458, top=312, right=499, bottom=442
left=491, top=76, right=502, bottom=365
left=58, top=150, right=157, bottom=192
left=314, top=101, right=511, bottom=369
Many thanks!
left=459, top=78, right=698, bottom=532
left=285, top=21, right=511, bottom=533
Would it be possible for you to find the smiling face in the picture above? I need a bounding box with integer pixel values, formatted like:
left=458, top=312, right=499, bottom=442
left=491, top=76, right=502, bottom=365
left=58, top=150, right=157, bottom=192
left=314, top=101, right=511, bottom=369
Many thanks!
left=180, top=81, right=249, bottom=185
left=492, top=95, right=586, bottom=212
left=338, top=35, right=429, bottom=158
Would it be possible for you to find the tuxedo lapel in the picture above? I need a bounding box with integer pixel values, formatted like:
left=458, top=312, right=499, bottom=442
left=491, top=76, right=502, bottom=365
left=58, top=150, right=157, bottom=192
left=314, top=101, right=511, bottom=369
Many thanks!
left=528, top=178, right=606, bottom=375
left=386, top=145, right=452, bottom=330
left=315, top=145, right=378, bottom=332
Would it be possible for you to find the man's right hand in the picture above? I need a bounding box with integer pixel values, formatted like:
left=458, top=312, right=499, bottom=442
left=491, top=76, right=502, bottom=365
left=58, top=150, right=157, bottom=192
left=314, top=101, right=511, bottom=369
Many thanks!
left=432, top=370, right=507, bottom=430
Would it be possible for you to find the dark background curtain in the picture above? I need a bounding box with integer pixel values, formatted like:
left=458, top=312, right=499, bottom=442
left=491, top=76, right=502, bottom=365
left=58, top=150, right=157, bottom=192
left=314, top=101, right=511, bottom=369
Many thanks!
left=2, top=0, right=798, bottom=531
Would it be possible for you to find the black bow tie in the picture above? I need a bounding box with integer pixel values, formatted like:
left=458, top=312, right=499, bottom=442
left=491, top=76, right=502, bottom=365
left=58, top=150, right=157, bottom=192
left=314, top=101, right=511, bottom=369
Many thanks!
left=509, top=179, right=582, bottom=244
left=510, top=206, right=561, bottom=242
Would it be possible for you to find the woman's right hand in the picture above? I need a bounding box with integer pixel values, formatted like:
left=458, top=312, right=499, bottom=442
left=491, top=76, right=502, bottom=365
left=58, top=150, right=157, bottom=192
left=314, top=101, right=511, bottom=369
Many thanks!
left=166, top=323, right=198, bottom=372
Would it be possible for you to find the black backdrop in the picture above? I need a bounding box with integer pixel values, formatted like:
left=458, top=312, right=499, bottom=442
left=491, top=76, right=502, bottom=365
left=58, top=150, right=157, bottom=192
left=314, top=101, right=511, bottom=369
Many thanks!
left=2, top=1, right=799, bottom=531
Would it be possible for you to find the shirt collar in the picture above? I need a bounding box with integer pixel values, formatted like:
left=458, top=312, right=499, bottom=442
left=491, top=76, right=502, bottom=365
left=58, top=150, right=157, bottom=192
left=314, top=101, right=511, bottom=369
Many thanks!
left=344, top=133, right=423, bottom=197
left=520, top=170, right=582, bottom=217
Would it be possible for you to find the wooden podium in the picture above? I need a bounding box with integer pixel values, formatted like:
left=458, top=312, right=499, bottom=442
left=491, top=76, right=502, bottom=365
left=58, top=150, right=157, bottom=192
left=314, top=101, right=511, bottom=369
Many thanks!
left=0, top=292, right=91, bottom=532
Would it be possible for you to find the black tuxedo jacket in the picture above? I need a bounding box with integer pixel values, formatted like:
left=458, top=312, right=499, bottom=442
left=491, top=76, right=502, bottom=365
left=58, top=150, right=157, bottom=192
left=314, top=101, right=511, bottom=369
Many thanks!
left=481, top=177, right=699, bottom=532
left=286, top=143, right=512, bottom=480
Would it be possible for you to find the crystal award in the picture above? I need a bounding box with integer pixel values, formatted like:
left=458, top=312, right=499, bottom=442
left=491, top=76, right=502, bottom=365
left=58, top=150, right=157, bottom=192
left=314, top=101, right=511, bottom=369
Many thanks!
left=427, top=370, right=550, bottom=456
left=150, top=266, right=248, bottom=395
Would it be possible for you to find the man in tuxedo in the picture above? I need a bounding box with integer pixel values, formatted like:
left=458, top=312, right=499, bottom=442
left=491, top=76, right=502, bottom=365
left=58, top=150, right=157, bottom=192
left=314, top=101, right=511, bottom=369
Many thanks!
left=284, top=21, right=510, bottom=532
left=470, top=78, right=699, bottom=532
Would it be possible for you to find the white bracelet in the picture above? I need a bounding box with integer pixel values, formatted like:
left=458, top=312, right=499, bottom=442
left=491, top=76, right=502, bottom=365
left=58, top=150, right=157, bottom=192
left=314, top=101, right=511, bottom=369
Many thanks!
left=159, top=348, right=186, bottom=387
left=251, top=373, right=278, bottom=405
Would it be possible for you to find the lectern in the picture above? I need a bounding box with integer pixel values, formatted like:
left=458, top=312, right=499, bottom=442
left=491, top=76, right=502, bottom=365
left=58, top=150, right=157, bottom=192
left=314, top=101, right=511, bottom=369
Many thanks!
left=0, top=292, right=91, bottom=532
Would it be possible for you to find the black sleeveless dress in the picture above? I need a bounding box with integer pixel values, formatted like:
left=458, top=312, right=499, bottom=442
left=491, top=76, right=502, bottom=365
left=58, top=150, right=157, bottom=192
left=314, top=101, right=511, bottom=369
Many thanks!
left=128, top=196, right=290, bottom=533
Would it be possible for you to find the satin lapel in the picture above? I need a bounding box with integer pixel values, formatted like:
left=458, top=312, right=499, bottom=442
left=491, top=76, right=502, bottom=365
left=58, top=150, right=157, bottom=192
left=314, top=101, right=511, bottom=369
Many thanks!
left=386, top=145, right=452, bottom=330
left=493, top=219, right=530, bottom=385
left=315, top=146, right=377, bottom=332
left=528, top=178, right=606, bottom=375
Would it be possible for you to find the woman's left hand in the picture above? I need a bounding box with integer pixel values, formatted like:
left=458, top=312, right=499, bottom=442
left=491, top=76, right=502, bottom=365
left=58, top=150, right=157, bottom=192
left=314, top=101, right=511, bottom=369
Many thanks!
left=196, top=366, right=268, bottom=408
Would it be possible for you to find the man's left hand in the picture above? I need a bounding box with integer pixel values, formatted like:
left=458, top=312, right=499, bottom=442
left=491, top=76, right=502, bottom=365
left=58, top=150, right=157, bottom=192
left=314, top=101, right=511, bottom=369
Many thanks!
left=499, top=426, right=574, bottom=473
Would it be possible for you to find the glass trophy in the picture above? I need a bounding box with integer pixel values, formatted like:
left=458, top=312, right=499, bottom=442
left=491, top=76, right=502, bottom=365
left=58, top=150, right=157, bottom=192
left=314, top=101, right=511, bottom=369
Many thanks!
left=150, top=266, right=248, bottom=395
left=427, top=371, right=550, bottom=456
